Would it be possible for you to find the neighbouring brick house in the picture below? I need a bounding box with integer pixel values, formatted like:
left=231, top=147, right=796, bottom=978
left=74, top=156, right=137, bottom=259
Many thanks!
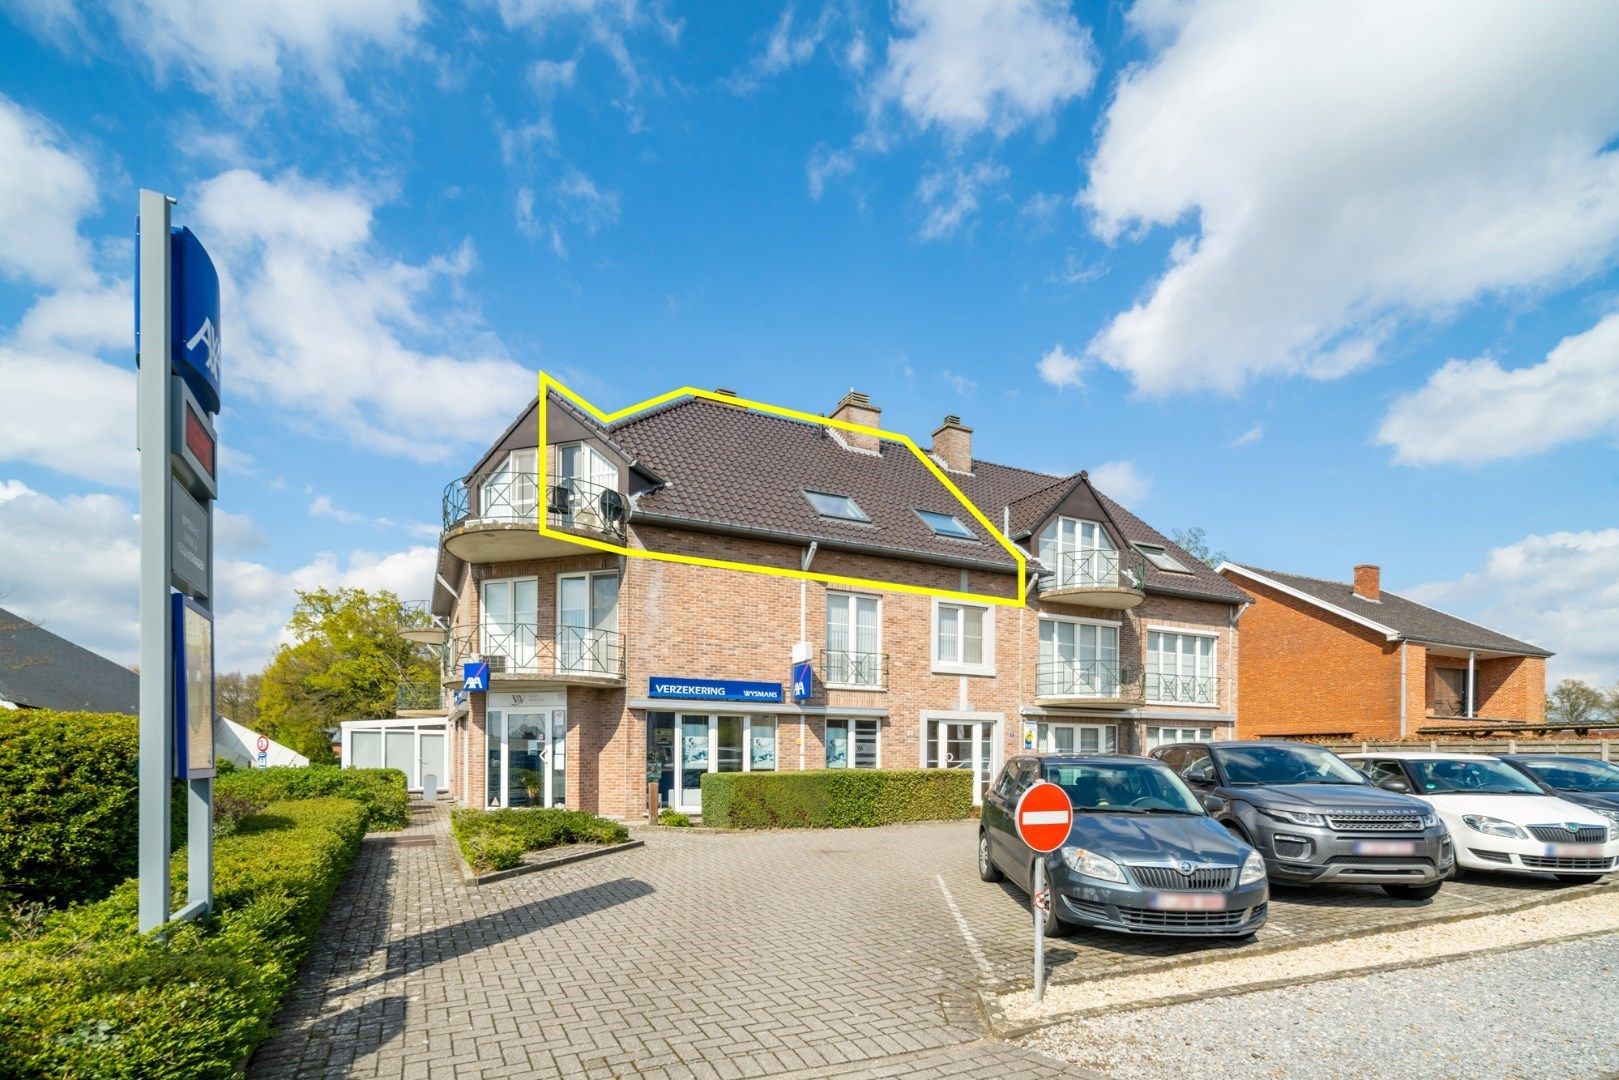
left=403, top=388, right=1248, bottom=818
left=1218, top=562, right=1551, bottom=742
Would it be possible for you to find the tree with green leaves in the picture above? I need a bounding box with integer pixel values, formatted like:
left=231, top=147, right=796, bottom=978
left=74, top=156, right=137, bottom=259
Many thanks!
left=216, top=670, right=262, bottom=729
left=257, top=588, right=438, bottom=764
left=1169, top=526, right=1229, bottom=569
left=1545, top=678, right=1609, bottom=729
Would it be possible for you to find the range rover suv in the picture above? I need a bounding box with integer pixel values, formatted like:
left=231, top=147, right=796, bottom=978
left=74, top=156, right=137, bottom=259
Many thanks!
left=1150, top=741, right=1453, bottom=899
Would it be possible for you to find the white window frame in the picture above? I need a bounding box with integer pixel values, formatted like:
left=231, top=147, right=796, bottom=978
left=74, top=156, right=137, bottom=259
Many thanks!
left=825, top=591, right=883, bottom=689
left=825, top=717, right=880, bottom=769
left=1145, top=725, right=1211, bottom=751
left=480, top=447, right=538, bottom=522
left=480, top=576, right=538, bottom=673
left=1038, top=515, right=1118, bottom=587
left=1144, top=625, right=1219, bottom=708
left=1035, top=722, right=1118, bottom=754
left=555, top=570, right=620, bottom=676
left=931, top=598, right=995, bottom=676
left=556, top=441, right=619, bottom=488
left=1037, top=613, right=1121, bottom=698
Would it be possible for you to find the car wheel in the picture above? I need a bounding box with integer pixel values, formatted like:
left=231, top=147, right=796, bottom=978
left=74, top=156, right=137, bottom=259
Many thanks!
left=1034, top=865, right=1072, bottom=938
left=1382, top=882, right=1443, bottom=900
left=1554, top=874, right=1604, bottom=886
left=978, top=831, right=1003, bottom=883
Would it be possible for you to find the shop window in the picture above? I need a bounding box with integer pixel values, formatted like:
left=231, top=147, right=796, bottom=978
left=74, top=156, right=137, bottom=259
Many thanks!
left=826, top=719, right=879, bottom=768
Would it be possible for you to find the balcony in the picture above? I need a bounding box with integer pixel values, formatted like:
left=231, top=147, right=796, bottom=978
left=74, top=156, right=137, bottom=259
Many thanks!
left=441, top=471, right=627, bottom=563
left=396, top=679, right=444, bottom=715
left=822, top=649, right=888, bottom=691
left=1039, top=549, right=1146, bottom=610
left=399, top=599, right=449, bottom=645
left=1143, top=672, right=1221, bottom=709
left=445, top=621, right=626, bottom=687
left=1035, top=659, right=1145, bottom=708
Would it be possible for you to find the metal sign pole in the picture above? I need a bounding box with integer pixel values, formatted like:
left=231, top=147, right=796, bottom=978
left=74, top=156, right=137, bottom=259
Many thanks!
left=1033, top=858, right=1047, bottom=1003
left=137, top=189, right=176, bottom=934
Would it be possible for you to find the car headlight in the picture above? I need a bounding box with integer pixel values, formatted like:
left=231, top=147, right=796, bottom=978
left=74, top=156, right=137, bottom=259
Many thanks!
left=1419, top=810, right=1439, bottom=829
left=1462, top=814, right=1527, bottom=839
left=1596, top=809, right=1619, bottom=840
left=1265, top=806, right=1327, bottom=827
left=1238, top=850, right=1267, bottom=886
left=1061, top=847, right=1127, bottom=884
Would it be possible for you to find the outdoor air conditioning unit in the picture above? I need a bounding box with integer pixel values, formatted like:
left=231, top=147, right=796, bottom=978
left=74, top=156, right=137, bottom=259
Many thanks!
left=483, top=654, right=507, bottom=673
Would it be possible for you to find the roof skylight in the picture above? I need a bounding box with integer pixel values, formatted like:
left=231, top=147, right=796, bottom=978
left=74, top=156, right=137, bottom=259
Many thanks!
left=915, top=509, right=976, bottom=540
left=804, top=490, right=870, bottom=522
left=1136, top=542, right=1192, bottom=573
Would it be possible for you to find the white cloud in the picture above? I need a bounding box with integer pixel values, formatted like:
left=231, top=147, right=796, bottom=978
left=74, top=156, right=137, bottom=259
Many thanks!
left=916, top=160, right=1006, bottom=240
left=0, top=94, right=98, bottom=289
left=874, top=0, right=1095, bottom=137
left=1378, top=309, right=1619, bottom=465
left=189, top=168, right=535, bottom=461
left=0, top=480, right=436, bottom=672
left=0, top=346, right=135, bottom=485
left=1036, top=343, right=1083, bottom=390
left=104, top=0, right=426, bottom=99
left=727, top=4, right=832, bottom=95
left=940, top=370, right=976, bottom=397
left=806, top=143, right=855, bottom=200
left=1229, top=423, right=1264, bottom=448
left=1083, top=2, right=1619, bottom=395
left=1087, top=460, right=1151, bottom=505
left=1404, top=530, right=1619, bottom=685
left=309, top=492, right=439, bottom=536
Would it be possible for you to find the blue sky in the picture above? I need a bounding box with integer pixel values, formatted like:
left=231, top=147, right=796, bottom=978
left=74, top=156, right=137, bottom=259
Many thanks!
left=1, top=1, right=1616, bottom=683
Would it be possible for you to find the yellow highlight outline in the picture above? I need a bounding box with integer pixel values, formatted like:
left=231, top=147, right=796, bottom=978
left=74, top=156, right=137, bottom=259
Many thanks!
left=537, top=371, right=1029, bottom=606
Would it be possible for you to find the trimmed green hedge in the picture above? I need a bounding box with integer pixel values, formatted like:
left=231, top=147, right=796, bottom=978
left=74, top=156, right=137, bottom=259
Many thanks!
left=0, top=797, right=367, bottom=1079
left=700, top=769, right=976, bottom=829
left=215, top=765, right=409, bottom=832
left=0, top=710, right=140, bottom=906
left=451, top=807, right=630, bottom=873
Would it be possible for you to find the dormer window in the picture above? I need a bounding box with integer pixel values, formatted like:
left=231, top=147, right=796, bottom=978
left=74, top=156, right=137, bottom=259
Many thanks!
left=1135, top=542, right=1192, bottom=573
left=804, top=490, right=869, bottom=522
left=1037, top=516, right=1117, bottom=588
left=915, top=509, right=975, bottom=539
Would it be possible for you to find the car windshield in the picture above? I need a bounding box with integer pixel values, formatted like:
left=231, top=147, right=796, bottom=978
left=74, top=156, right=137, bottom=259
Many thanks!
left=1042, top=761, right=1203, bottom=815
left=1517, top=758, right=1619, bottom=793
left=1217, top=745, right=1366, bottom=786
left=1409, top=758, right=1544, bottom=795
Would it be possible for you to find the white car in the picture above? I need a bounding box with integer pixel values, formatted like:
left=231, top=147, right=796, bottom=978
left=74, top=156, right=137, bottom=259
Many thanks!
left=1343, top=752, right=1619, bottom=884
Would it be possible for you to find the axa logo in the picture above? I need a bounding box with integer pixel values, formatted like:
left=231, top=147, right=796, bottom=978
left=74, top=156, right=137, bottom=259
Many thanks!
left=186, top=316, right=220, bottom=381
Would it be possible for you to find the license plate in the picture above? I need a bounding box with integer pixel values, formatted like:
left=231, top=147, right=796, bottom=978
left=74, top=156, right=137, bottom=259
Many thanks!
left=1147, top=892, right=1228, bottom=911
left=1352, top=841, right=1416, bottom=856
left=1545, top=844, right=1604, bottom=857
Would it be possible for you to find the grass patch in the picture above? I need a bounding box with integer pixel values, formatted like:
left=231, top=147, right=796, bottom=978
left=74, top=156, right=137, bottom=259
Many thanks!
left=451, top=808, right=630, bottom=873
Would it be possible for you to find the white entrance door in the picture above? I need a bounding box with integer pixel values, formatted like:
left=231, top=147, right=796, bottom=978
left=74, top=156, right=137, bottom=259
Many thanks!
left=932, top=720, right=997, bottom=805
left=670, top=713, right=748, bottom=814
left=487, top=707, right=567, bottom=808
left=419, top=732, right=446, bottom=798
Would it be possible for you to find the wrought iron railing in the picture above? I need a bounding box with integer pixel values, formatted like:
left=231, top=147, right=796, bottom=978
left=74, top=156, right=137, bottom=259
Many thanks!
left=1043, top=548, right=1148, bottom=592
left=396, top=680, right=443, bottom=712
left=1144, top=672, right=1220, bottom=707
left=442, top=471, right=627, bottom=542
left=1036, top=659, right=1144, bottom=701
left=822, top=650, right=888, bottom=689
left=447, top=621, right=626, bottom=680
left=399, top=599, right=448, bottom=635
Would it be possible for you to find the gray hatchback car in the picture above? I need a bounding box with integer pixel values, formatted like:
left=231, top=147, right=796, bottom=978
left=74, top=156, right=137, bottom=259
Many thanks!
left=979, top=753, right=1269, bottom=938
left=1151, top=741, right=1453, bottom=898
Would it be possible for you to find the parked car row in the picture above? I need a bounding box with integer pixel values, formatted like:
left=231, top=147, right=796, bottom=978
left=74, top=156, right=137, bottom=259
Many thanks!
left=977, top=742, right=1619, bottom=939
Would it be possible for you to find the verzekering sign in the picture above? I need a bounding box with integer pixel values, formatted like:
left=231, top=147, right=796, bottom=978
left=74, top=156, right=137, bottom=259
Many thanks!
left=648, top=676, right=784, bottom=703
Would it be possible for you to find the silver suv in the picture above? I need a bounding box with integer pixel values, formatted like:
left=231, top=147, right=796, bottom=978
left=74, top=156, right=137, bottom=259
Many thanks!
left=1151, top=741, right=1453, bottom=899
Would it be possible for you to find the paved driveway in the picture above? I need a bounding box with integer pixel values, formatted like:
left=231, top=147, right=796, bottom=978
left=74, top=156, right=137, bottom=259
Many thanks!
left=252, top=807, right=1609, bottom=1079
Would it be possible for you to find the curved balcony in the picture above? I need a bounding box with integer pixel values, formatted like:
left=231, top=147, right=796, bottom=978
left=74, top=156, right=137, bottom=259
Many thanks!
left=445, top=621, right=626, bottom=687
left=399, top=599, right=449, bottom=645
left=1038, top=549, right=1146, bottom=610
left=441, top=472, right=627, bottom=564
left=1035, top=659, right=1145, bottom=708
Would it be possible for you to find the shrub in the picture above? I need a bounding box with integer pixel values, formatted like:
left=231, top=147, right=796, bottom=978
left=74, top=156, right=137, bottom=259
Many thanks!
left=451, top=807, right=630, bottom=872
left=0, top=797, right=366, bottom=1080
left=700, top=769, right=976, bottom=829
left=0, top=710, right=140, bottom=907
left=215, top=765, right=408, bottom=832
left=658, top=809, right=692, bottom=827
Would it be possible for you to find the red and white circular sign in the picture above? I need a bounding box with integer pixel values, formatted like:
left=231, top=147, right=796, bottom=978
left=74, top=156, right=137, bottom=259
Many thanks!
left=256, top=735, right=270, bottom=752
left=1015, top=780, right=1073, bottom=853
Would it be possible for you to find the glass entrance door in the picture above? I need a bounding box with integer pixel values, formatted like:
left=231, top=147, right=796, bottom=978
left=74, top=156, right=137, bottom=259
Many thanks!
left=670, top=713, right=756, bottom=813
left=486, top=707, right=567, bottom=808
left=928, top=719, right=997, bottom=804
left=673, top=714, right=710, bottom=814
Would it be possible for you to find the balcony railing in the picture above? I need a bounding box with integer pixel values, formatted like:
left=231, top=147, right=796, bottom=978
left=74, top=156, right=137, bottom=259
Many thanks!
left=399, top=599, right=448, bottom=639
left=396, top=680, right=443, bottom=712
left=1036, top=659, right=1144, bottom=702
left=442, top=471, right=627, bottom=542
left=1144, top=672, right=1220, bottom=707
left=1044, top=548, right=1148, bottom=591
left=447, top=621, right=626, bottom=681
left=823, top=649, right=888, bottom=690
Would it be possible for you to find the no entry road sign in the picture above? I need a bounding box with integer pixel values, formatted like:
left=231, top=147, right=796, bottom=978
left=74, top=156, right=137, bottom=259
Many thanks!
left=1015, top=781, right=1073, bottom=853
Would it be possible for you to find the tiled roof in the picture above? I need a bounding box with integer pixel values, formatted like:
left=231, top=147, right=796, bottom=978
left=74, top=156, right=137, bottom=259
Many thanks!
left=1224, top=564, right=1552, bottom=657
left=0, top=606, right=139, bottom=714
left=1097, top=494, right=1250, bottom=604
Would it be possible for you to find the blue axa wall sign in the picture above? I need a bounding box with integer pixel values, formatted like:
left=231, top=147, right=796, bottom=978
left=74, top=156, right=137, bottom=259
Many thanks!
left=649, top=677, right=783, bottom=703
left=170, top=226, right=221, bottom=413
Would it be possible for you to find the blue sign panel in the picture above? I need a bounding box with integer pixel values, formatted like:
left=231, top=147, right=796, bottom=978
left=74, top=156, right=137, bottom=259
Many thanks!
left=170, top=227, right=221, bottom=414
left=648, top=677, right=784, bottom=703
left=791, top=661, right=813, bottom=703
left=462, top=661, right=490, bottom=692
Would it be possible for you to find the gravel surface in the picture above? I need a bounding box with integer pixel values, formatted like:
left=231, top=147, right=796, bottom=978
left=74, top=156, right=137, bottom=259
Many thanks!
left=1022, top=931, right=1619, bottom=1079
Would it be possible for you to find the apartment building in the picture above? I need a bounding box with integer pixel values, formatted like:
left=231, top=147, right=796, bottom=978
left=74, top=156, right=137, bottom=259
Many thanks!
left=414, top=389, right=1249, bottom=817
left=1218, top=562, right=1551, bottom=741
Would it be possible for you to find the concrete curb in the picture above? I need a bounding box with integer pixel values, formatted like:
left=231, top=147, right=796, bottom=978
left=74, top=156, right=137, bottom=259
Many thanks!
left=977, top=880, right=1612, bottom=1036
left=455, top=839, right=645, bottom=886
left=985, top=882, right=1617, bottom=1039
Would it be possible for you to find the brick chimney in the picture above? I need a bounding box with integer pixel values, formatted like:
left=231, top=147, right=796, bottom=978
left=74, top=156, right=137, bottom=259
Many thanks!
left=1353, top=564, right=1381, bottom=602
left=829, top=390, right=880, bottom=453
left=931, top=415, right=974, bottom=474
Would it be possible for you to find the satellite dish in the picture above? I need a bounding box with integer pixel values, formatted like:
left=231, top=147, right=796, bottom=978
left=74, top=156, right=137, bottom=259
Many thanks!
left=598, top=488, right=626, bottom=529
